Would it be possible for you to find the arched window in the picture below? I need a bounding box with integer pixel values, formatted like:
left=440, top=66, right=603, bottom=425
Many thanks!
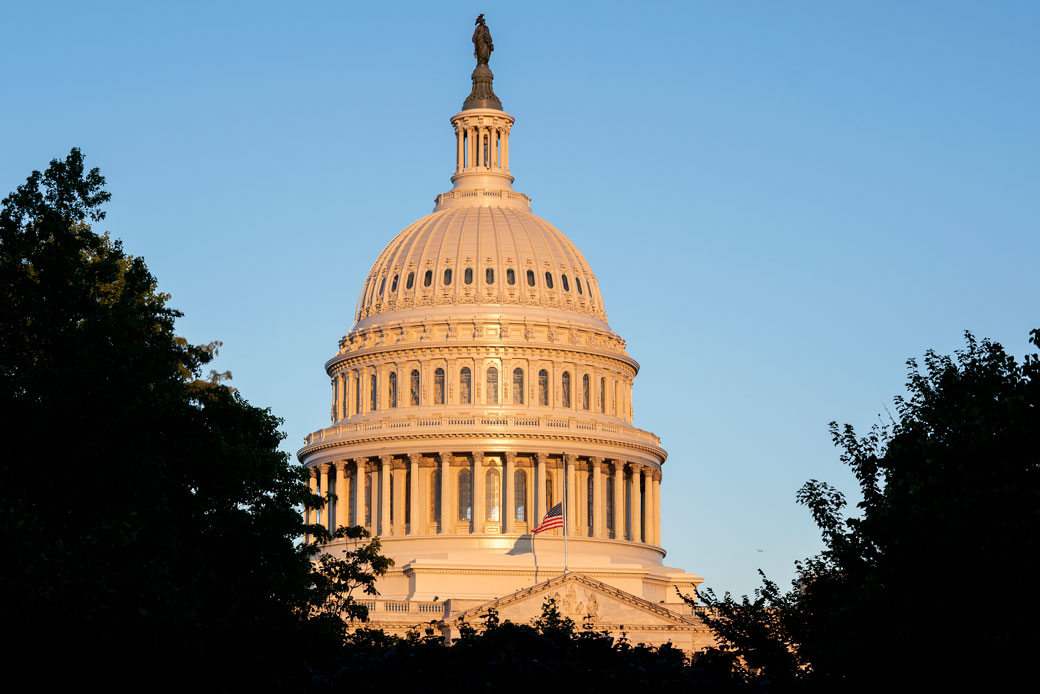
left=388, top=372, right=398, bottom=408
left=544, top=272, right=554, bottom=289
left=464, top=267, right=473, bottom=284
left=506, top=268, right=515, bottom=285
left=486, top=367, right=499, bottom=404
left=576, top=277, right=583, bottom=294
left=406, top=272, right=415, bottom=289
left=485, top=268, right=494, bottom=284
left=364, top=473, right=372, bottom=526
left=606, top=473, right=614, bottom=534
left=512, top=368, right=524, bottom=404
left=434, top=368, right=445, bottom=405
left=423, top=270, right=432, bottom=287
left=562, top=371, right=571, bottom=408
left=526, top=269, right=535, bottom=287
left=545, top=474, right=553, bottom=510
left=390, top=274, right=399, bottom=292
left=458, top=469, right=472, bottom=522
left=459, top=367, right=472, bottom=404
left=561, top=275, right=570, bottom=291
left=599, top=377, right=606, bottom=413
left=514, top=469, right=527, bottom=522
left=410, top=369, right=420, bottom=406
left=582, top=374, right=590, bottom=410
left=587, top=470, right=594, bottom=529
left=443, top=268, right=452, bottom=286
left=538, top=369, right=549, bottom=406
left=369, top=374, right=377, bottom=411
left=430, top=469, right=441, bottom=522
left=485, top=469, right=501, bottom=521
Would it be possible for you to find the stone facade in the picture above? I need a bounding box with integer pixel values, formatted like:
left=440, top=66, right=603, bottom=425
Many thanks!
left=298, top=40, right=713, bottom=652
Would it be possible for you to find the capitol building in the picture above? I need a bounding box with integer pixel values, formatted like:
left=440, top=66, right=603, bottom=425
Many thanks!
left=299, top=21, right=712, bottom=650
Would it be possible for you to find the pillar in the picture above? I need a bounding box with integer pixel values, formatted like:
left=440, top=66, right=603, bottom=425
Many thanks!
left=591, top=457, right=605, bottom=538
left=502, top=125, right=509, bottom=170
left=352, top=459, right=363, bottom=527
left=644, top=467, right=655, bottom=546
left=318, top=464, right=331, bottom=532
left=439, top=451, right=452, bottom=533
left=535, top=452, right=547, bottom=524
left=472, top=452, right=484, bottom=531
left=335, top=461, right=349, bottom=531
left=504, top=452, right=516, bottom=534
left=612, top=460, right=624, bottom=540
left=653, top=471, right=662, bottom=545
left=305, top=466, right=318, bottom=542
left=564, top=454, right=576, bottom=534
left=456, top=124, right=464, bottom=172
left=408, top=453, right=420, bottom=535
left=379, top=455, right=391, bottom=536
left=632, top=466, right=643, bottom=543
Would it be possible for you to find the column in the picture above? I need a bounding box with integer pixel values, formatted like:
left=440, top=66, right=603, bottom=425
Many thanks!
left=644, top=467, right=655, bottom=546
left=612, top=460, right=625, bottom=540
left=653, top=471, right=662, bottom=545
left=564, top=454, right=576, bottom=534
left=393, top=463, right=406, bottom=536
left=535, top=453, right=547, bottom=524
left=504, top=452, right=516, bottom=534
left=318, top=464, right=331, bottom=532
left=305, top=466, right=318, bottom=542
left=502, top=126, right=509, bottom=170
left=472, top=452, right=484, bottom=532
left=408, top=453, right=420, bottom=535
left=335, top=461, right=349, bottom=531
left=439, top=451, right=452, bottom=533
left=591, top=457, right=605, bottom=538
left=379, top=455, right=391, bottom=536
left=352, top=459, right=363, bottom=527
left=632, top=466, right=643, bottom=543
left=456, top=124, right=464, bottom=172
left=469, top=126, right=478, bottom=168
left=490, top=125, right=498, bottom=169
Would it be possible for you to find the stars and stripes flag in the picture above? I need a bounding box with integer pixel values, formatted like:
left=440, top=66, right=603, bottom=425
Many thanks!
left=533, top=502, right=564, bottom=534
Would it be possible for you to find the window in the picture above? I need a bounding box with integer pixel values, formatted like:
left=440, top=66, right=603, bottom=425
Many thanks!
left=406, top=272, right=415, bottom=289
left=514, top=469, right=527, bottom=522
left=545, top=474, right=553, bottom=510
left=576, top=277, right=583, bottom=294
left=464, top=267, right=473, bottom=284
left=390, top=274, right=399, bottom=292
left=561, top=275, right=570, bottom=291
left=423, top=270, right=432, bottom=287
left=526, top=269, right=535, bottom=287
left=379, top=277, right=386, bottom=294
left=600, top=377, right=606, bottom=413
left=459, top=367, right=472, bottom=404
left=562, top=371, right=571, bottom=408
left=588, top=470, right=594, bottom=529
left=485, top=268, right=494, bottom=284
left=544, top=272, right=554, bottom=289
left=506, top=268, right=515, bottom=285
left=369, top=374, right=377, bottom=411
left=512, top=368, right=524, bottom=404
left=606, top=473, right=614, bottom=533
left=582, top=374, right=590, bottom=410
left=430, top=469, right=441, bottom=522
left=486, top=367, right=499, bottom=404
left=538, top=369, right=549, bottom=406
left=434, top=367, right=445, bottom=405
left=388, top=372, right=398, bottom=408
left=389, top=468, right=394, bottom=525
left=443, top=268, right=452, bottom=286
left=364, top=473, right=372, bottom=526
left=458, top=469, right=472, bottom=521
left=485, top=469, right=501, bottom=522
left=410, top=369, right=420, bottom=406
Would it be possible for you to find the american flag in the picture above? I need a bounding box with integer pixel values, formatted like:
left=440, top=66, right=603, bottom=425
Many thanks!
left=533, top=502, right=564, bottom=534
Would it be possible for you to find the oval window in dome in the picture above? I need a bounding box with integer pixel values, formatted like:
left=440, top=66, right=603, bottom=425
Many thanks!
left=526, top=269, right=535, bottom=287
left=486, top=268, right=494, bottom=285
left=544, top=272, right=554, bottom=289
left=423, top=270, right=432, bottom=287
left=464, top=268, right=473, bottom=285
left=406, top=272, right=415, bottom=289
left=379, top=277, right=386, bottom=294
left=444, top=268, right=453, bottom=286
left=390, top=274, right=399, bottom=292
left=561, top=275, right=570, bottom=291
left=506, top=268, right=515, bottom=285
left=575, top=277, right=582, bottom=295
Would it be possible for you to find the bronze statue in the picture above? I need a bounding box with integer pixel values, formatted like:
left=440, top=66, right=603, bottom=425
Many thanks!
left=473, top=14, right=493, bottom=66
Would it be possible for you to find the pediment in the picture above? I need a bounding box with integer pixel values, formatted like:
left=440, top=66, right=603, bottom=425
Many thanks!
left=453, top=572, right=699, bottom=629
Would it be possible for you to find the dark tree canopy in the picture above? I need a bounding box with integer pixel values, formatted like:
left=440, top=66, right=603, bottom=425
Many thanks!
left=693, top=330, right=1040, bottom=690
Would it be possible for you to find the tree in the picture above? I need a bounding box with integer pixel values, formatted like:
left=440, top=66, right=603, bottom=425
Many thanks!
left=0, top=149, right=355, bottom=685
left=691, top=330, right=1040, bottom=689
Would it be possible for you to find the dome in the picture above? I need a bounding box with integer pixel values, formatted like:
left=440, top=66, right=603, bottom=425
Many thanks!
left=354, top=205, right=608, bottom=326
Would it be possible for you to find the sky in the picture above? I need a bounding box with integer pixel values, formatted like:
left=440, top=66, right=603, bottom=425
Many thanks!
left=3, top=1, right=1037, bottom=598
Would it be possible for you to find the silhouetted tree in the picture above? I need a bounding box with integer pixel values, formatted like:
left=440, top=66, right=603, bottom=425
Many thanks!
left=692, top=330, right=1040, bottom=690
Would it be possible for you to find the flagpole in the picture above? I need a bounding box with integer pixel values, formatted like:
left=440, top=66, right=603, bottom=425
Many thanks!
left=563, top=462, right=568, bottom=575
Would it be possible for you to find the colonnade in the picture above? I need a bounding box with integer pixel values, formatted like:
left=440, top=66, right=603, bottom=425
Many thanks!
left=453, top=118, right=510, bottom=174
left=304, top=451, right=663, bottom=547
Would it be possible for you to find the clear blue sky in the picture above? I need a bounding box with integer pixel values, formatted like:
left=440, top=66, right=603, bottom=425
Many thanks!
left=3, top=1, right=1037, bottom=598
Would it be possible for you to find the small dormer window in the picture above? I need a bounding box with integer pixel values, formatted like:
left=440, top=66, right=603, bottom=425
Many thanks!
left=506, top=268, right=516, bottom=285
left=464, top=267, right=473, bottom=284
left=406, top=272, right=415, bottom=289
left=444, top=268, right=453, bottom=286
left=544, top=272, right=554, bottom=289
left=423, top=270, right=432, bottom=287
left=526, top=269, right=535, bottom=287
left=575, top=277, right=583, bottom=294
left=561, top=275, right=570, bottom=291
left=379, top=277, right=386, bottom=294
left=486, top=268, right=494, bottom=284
left=390, top=274, right=399, bottom=292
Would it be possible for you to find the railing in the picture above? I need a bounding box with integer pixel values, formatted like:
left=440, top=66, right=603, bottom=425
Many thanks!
left=303, top=414, right=662, bottom=449
left=356, top=599, right=447, bottom=617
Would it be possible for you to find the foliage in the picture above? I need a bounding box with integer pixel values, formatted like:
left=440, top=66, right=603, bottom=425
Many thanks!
left=0, top=149, right=370, bottom=685
left=308, top=524, right=395, bottom=625
left=690, top=330, right=1040, bottom=689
